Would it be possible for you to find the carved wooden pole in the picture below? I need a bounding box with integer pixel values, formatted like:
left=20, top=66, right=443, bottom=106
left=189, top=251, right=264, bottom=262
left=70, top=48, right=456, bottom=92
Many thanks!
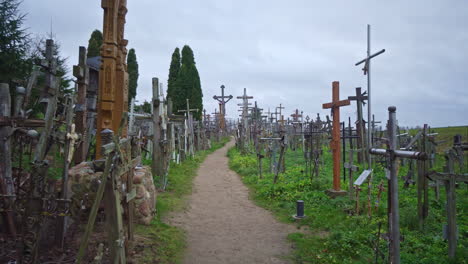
left=96, top=0, right=128, bottom=159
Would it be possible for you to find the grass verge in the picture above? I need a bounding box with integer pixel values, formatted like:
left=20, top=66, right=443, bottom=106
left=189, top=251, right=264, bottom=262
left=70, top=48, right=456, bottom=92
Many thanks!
left=227, top=144, right=467, bottom=264
left=133, top=137, right=231, bottom=263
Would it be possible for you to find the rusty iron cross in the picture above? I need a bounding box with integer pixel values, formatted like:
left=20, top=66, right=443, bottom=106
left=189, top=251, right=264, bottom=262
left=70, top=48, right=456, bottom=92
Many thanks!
left=322, top=81, right=350, bottom=192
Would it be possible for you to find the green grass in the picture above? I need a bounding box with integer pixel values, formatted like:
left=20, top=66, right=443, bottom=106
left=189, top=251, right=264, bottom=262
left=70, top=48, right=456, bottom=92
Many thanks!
left=133, top=137, right=231, bottom=263
left=228, top=144, right=467, bottom=264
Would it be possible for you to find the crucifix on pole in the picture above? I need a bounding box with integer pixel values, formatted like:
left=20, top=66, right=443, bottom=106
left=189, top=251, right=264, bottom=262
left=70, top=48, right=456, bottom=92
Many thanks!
left=322, top=81, right=350, bottom=196
left=213, top=84, right=233, bottom=133
left=355, top=24, right=386, bottom=171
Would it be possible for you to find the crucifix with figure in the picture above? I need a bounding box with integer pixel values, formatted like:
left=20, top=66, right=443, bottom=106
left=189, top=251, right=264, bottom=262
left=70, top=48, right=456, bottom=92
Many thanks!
left=213, top=84, right=233, bottom=133
left=322, top=81, right=350, bottom=196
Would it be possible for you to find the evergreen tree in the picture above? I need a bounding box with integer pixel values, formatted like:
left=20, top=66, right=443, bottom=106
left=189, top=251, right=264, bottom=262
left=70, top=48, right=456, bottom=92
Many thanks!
left=174, top=45, right=203, bottom=120
left=87, top=29, right=103, bottom=58
left=167, top=47, right=180, bottom=104
left=0, top=0, right=31, bottom=83
left=127, top=48, right=138, bottom=104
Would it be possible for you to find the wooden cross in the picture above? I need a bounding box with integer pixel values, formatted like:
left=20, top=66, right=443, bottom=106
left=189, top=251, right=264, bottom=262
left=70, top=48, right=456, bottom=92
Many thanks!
left=322, top=81, right=350, bottom=193
left=348, top=87, right=368, bottom=163
left=213, top=84, right=233, bottom=131
left=291, top=109, right=302, bottom=122
left=276, top=104, right=285, bottom=122
left=428, top=149, right=468, bottom=259
left=236, top=88, right=253, bottom=150
left=370, top=106, right=427, bottom=264
left=73, top=46, right=89, bottom=164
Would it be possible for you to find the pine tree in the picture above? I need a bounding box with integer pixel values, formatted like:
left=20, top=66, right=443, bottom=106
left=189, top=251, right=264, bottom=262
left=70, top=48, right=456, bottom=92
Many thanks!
left=167, top=47, right=180, bottom=104
left=0, top=0, right=31, bottom=83
left=87, top=30, right=103, bottom=58
left=127, top=48, right=138, bottom=104
left=174, top=45, right=203, bottom=120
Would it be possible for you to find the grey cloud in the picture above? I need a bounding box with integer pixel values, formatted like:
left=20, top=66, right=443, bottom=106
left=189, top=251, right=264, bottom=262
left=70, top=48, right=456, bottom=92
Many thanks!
left=20, top=0, right=468, bottom=128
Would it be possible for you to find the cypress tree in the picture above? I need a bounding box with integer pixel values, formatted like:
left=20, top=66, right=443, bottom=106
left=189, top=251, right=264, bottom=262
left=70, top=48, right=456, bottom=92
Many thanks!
left=167, top=47, right=180, bottom=104
left=87, top=30, right=103, bottom=58
left=0, top=0, right=30, bottom=83
left=174, top=45, right=203, bottom=120
left=127, top=48, right=138, bottom=104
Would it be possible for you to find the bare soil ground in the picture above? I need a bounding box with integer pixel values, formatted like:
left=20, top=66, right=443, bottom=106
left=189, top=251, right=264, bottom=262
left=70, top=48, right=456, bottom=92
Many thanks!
left=168, top=140, right=297, bottom=264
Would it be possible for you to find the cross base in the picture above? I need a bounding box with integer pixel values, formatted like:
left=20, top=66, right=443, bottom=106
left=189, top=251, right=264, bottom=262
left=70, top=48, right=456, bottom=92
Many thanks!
left=325, top=189, right=347, bottom=198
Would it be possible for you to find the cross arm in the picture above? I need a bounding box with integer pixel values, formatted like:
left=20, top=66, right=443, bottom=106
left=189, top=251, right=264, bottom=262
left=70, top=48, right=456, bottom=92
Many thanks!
left=355, top=49, right=386, bottom=66
left=322, top=99, right=351, bottom=109
left=427, top=171, right=468, bottom=182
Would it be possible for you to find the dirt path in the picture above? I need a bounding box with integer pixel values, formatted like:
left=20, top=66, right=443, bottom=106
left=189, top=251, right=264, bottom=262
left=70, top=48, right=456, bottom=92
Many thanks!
left=169, top=140, right=297, bottom=264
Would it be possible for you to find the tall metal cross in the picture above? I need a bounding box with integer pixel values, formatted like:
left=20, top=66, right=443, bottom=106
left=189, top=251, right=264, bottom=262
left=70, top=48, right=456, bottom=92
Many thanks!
left=355, top=24, right=385, bottom=170
left=322, top=81, right=350, bottom=193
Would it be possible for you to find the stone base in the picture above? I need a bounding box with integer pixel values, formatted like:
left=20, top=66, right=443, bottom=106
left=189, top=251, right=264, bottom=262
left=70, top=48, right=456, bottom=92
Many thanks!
left=325, top=189, right=347, bottom=198
left=68, top=162, right=156, bottom=225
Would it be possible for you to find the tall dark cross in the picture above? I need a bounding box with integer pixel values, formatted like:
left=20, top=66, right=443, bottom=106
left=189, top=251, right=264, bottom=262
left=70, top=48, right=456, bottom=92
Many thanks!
left=348, top=87, right=368, bottom=163
left=355, top=24, right=385, bottom=170
left=213, top=84, right=233, bottom=132
left=291, top=109, right=302, bottom=122
left=322, top=81, right=350, bottom=194
left=73, top=46, right=89, bottom=164
left=236, top=88, right=253, bottom=149
left=276, top=104, right=285, bottom=122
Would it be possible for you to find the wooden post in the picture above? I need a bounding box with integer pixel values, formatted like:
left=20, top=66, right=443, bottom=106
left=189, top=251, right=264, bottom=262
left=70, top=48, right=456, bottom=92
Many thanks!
left=55, top=95, right=76, bottom=247
left=445, top=153, right=456, bottom=259
left=322, top=81, right=350, bottom=195
left=152, top=78, right=164, bottom=181
left=348, top=87, right=368, bottom=164
left=0, top=83, right=16, bottom=237
left=370, top=106, right=427, bottom=264
left=73, top=46, right=90, bottom=164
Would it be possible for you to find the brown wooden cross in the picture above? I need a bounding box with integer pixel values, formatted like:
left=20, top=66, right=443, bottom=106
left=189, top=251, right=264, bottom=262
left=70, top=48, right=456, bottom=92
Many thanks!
left=322, top=81, right=350, bottom=193
left=290, top=109, right=302, bottom=122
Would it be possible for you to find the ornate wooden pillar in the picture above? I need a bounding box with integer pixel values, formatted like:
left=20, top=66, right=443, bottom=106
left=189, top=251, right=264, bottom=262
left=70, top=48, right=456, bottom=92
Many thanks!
left=96, top=0, right=128, bottom=158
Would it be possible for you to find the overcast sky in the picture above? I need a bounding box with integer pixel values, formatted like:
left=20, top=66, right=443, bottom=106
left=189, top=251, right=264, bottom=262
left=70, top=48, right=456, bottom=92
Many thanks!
left=21, top=0, right=468, bottom=128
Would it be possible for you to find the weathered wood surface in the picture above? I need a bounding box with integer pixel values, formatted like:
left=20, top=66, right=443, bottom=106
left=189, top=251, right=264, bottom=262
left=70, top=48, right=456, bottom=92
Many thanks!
left=0, top=83, right=16, bottom=237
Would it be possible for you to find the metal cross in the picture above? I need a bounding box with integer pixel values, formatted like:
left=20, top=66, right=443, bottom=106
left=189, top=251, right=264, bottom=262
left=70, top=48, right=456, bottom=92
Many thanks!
left=355, top=24, right=386, bottom=171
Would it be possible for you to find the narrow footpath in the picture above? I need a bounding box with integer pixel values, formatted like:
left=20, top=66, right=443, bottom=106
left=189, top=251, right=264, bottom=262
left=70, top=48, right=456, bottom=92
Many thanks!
left=169, top=140, right=297, bottom=264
